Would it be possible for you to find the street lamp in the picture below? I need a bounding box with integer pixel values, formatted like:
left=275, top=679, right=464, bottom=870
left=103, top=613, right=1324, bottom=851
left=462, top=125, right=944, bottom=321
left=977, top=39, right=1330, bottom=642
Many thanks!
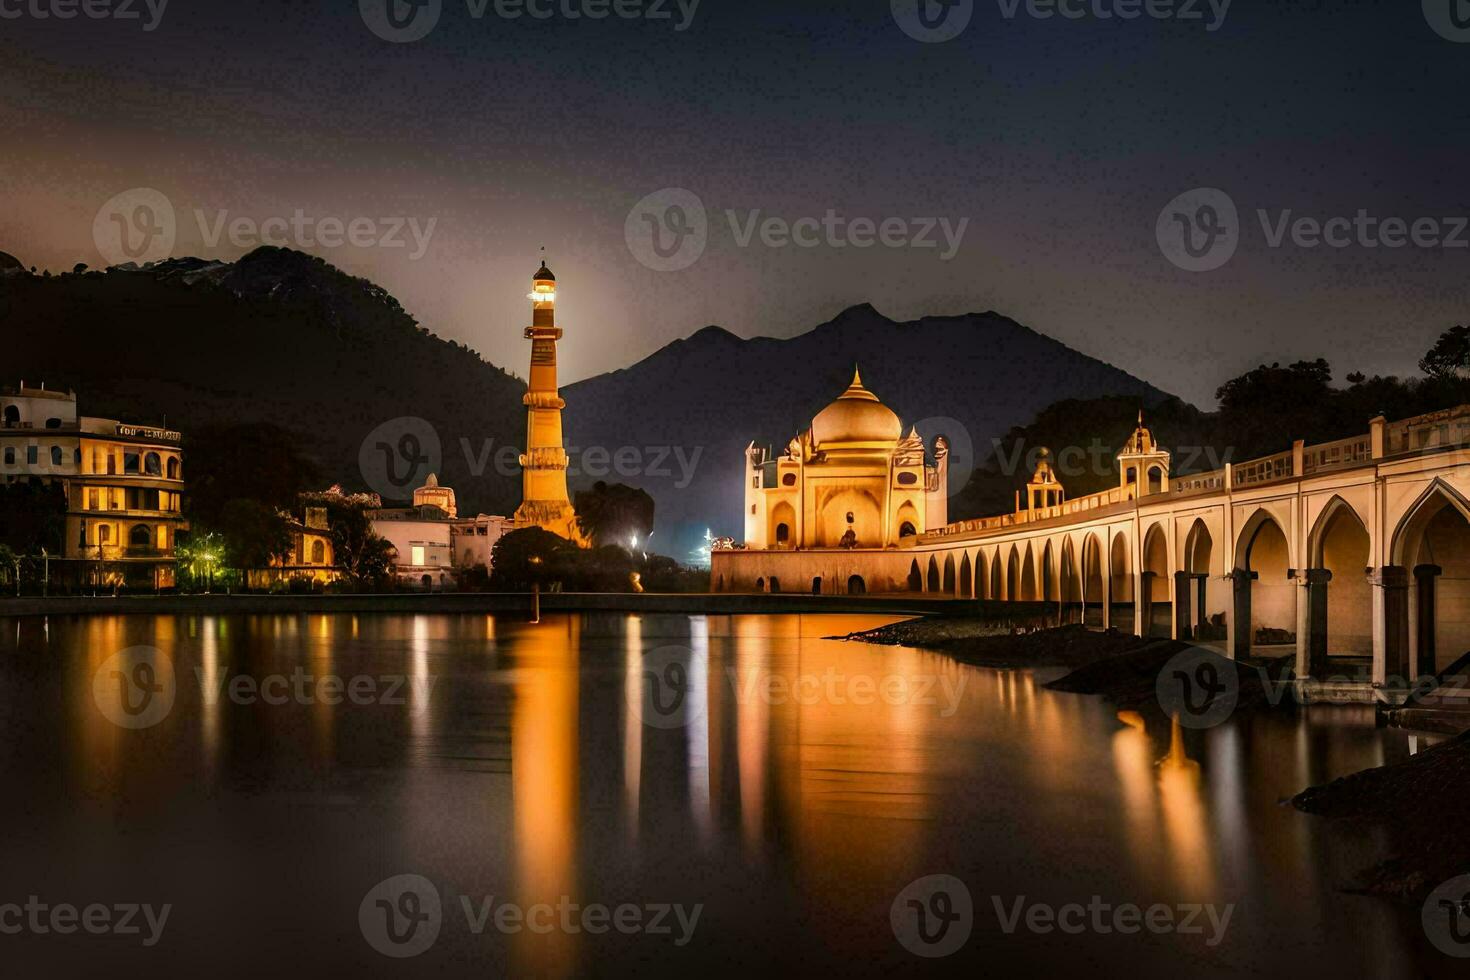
left=529, top=554, right=543, bottom=623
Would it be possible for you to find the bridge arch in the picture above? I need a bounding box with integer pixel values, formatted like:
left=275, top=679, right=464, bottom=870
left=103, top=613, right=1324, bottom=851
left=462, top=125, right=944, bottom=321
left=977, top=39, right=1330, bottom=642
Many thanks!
left=1041, top=540, right=1057, bottom=604
left=1060, top=536, right=1082, bottom=621
left=1082, top=532, right=1106, bottom=627
left=942, top=554, right=957, bottom=595
left=990, top=549, right=1004, bottom=600
left=1021, top=544, right=1039, bottom=601
left=959, top=552, right=973, bottom=598
left=1391, top=479, right=1470, bottom=673
left=926, top=555, right=941, bottom=593
left=1180, top=519, right=1218, bottom=640
left=1308, top=496, right=1372, bottom=659
left=1141, top=523, right=1171, bottom=637
left=1110, top=531, right=1133, bottom=633
left=1236, top=509, right=1295, bottom=656
left=975, top=550, right=990, bottom=599
left=907, top=559, right=922, bottom=592
left=1006, top=545, right=1021, bottom=601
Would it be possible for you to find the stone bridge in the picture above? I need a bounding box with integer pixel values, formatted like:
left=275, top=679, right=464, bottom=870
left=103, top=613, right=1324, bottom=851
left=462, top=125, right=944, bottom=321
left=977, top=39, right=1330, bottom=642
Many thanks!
left=713, top=405, right=1470, bottom=700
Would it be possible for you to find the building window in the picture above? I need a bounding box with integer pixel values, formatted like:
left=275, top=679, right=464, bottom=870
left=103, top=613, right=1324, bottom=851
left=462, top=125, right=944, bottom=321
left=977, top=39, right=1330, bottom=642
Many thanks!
left=412, top=545, right=426, bottom=567
left=781, top=472, right=796, bottom=487
left=45, top=417, right=61, bottom=429
left=88, top=488, right=99, bottom=510
left=2, top=405, right=18, bottom=425
left=124, top=452, right=140, bottom=474
left=27, top=446, right=38, bottom=465
left=167, top=457, right=179, bottom=479
left=144, top=452, right=161, bottom=476
left=50, top=446, right=62, bottom=466
left=157, top=525, right=168, bottom=550
left=899, top=521, right=917, bottom=537
left=3, top=448, right=12, bottom=465
left=129, top=524, right=151, bottom=547
left=78, top=520, right=87, bottom=548
left=99, top=525, right=111, bottom=544
left=846, top=512, right=855, bottom=524
left=897, top=471, right=918, bottom=485
left=73, top=448, right=80, bottom=465
left=311, top=540, right=326, bottom=564
left=776, top=523, right=790, bottom=544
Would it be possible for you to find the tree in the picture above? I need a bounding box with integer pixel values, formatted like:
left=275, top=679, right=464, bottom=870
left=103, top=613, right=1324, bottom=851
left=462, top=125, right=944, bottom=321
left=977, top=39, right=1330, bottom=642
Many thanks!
left=323, top=501, right=394, bottom=587
left=185, top=421, right=321, bottom=529
left=216, top=499, right=291, bottom=571
left=574, top=481, right=655, bottom=549
left=0, top=481, right=67, bottom=554
left=488, top=527, right=579, bottom=591
left=1420, top=325, right=1470, bottom=380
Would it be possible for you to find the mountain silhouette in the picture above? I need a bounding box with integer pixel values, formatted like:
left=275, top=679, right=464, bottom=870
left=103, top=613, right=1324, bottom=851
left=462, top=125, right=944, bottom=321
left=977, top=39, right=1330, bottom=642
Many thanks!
left=561, top=303, right=1172, bottom=555
left=4, top=249, right=1174, bottom=556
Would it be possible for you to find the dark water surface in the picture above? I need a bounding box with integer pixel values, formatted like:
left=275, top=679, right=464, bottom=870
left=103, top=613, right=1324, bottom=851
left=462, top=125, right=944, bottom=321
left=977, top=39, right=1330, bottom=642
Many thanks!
left=0, top=613, right=1450, bottom=976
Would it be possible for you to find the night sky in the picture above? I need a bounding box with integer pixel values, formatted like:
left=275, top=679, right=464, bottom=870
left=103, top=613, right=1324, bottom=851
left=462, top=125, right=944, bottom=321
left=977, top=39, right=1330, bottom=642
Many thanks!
left=2, top=0, right=1466, bottom=406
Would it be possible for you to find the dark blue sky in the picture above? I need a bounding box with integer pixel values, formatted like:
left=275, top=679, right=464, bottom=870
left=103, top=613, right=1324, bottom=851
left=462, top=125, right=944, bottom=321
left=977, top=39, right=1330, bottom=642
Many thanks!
left=2, top=0, right=1466, bottom=405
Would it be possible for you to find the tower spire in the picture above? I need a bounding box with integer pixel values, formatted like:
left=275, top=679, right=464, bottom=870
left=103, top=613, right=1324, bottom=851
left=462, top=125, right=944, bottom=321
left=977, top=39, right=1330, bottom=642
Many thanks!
left=514, top=257, right=582, bottom=543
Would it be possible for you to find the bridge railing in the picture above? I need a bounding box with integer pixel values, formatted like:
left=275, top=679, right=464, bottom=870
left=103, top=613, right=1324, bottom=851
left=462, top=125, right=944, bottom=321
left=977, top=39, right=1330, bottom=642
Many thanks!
left=1302, top=433, right=1373, bottom=475
left=925, top=484, right=1134, bottom=540
left=1384, top=405, right=1470, bottom=456
left=1171, top=468, right=1226, bottom=495
left=1231, top=449, right=1294, bottom=487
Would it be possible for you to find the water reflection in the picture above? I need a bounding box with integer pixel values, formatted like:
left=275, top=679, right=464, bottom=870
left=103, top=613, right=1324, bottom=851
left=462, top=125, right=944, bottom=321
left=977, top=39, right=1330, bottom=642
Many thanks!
left=0, top=612, right=1445, bottom=977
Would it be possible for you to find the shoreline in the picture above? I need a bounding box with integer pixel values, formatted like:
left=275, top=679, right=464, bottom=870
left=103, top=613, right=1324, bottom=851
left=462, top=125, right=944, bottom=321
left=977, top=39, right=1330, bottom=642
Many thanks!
left=0, top=591, right=1007, bottom=619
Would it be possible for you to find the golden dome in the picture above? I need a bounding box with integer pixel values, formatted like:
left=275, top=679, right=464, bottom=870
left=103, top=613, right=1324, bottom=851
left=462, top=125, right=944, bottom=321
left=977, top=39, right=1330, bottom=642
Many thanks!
left=811, top=368, right=902, bottom=447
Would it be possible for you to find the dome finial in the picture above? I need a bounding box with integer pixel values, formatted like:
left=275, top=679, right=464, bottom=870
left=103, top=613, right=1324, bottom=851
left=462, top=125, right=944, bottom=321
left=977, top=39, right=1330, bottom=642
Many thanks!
left=852, top=365, right=863, bottom=387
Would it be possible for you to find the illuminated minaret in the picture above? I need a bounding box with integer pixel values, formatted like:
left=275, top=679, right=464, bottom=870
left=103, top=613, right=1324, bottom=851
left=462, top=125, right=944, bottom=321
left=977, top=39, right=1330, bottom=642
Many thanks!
left=514, top=259, right=582, bottom=542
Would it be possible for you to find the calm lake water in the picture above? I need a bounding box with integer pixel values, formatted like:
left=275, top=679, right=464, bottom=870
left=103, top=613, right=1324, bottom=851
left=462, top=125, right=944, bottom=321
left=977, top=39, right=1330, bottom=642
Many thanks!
left=0, top=612, right=1451, bottom=976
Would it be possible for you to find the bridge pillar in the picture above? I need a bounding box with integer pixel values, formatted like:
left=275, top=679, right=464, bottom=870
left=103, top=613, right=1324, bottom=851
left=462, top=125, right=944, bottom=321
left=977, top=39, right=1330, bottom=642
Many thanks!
left=1302, top=568, right=1332, bottom=679
left=1230, top=569, right=1257, bottom=660
left=1139, top=570, right=1155, bottom=638
left=1414, top=564, right=1442, bottom=680
left=1174, top=570, right=1192, bottom=640
left=1381, top=565, right=1412, bottom=684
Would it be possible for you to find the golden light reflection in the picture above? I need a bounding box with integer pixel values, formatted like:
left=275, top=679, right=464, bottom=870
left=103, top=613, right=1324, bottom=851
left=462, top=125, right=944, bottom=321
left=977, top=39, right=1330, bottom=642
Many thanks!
left=1156, top=715, right=1216, bottom=897
left=623, top=615, right=642, bottom=840
left=510, top=616, right=580, bottom=977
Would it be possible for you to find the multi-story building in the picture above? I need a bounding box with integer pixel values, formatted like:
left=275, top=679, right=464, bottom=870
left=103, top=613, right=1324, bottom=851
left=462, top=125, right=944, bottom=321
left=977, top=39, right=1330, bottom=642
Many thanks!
left=0, top=383, right=185, bottom=589
left=246, top=505, right=339, bottom=590
left=369, top=474, right=519, bottom=589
